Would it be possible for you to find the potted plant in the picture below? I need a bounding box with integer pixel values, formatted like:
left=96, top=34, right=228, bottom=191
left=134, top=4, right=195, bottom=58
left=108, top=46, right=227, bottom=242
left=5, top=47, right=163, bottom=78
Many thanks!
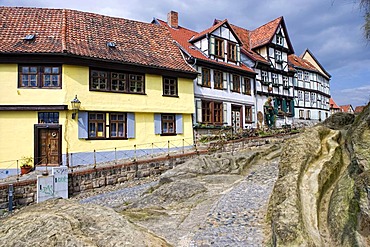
left=20, top=156, right=33, bottom=175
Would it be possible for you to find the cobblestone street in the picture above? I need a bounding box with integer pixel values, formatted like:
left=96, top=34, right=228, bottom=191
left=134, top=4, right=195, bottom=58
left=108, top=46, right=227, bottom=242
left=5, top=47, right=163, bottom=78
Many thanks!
left=79, top=157, right=279, bottom=246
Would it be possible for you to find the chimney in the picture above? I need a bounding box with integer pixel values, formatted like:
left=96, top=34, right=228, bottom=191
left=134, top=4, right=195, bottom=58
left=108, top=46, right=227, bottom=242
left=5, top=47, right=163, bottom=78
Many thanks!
left=167, top=11, right=178, bottom=29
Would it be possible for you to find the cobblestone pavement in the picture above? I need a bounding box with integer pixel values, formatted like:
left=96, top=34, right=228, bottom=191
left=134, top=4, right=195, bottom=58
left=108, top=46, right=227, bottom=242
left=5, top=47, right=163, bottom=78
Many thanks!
left=78, top=161, right=279, bottom=246
left=189, top=161, right=279, bottom=247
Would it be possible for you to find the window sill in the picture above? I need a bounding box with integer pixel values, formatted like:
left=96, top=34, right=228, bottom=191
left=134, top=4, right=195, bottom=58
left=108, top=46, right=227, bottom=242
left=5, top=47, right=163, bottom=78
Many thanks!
left=18, top=86, right=62, bottom=89
left=90, top=89, right=146, bottom=95
left=160, top=133, right=177, bottom=136
left=231, top=90, right=241, bottom=93
left=87, top=137, right=128, bottom=140
left=199, top=85, right=211, bottom=88
left=162, top=94, right=179, bottom=98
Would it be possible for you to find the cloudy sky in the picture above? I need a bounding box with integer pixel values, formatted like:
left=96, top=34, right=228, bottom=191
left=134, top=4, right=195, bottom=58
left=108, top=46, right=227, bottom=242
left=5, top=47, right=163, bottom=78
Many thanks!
left=1, top=0, right=369, bottom=107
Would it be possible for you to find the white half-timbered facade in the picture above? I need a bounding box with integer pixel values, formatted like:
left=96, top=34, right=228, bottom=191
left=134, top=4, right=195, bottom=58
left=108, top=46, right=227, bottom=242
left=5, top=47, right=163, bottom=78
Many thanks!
left=153, top=12, right=256, bottom=133
left=289, top=50, right=331, bottom=125
left=231, top=17, right=295, bottom=128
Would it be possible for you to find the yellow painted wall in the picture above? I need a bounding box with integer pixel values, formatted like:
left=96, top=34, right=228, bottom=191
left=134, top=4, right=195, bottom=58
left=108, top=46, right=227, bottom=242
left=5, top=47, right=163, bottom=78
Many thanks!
left=302, top=52, right=328, bottom=78
left=0, top=64, right=195, bottom=168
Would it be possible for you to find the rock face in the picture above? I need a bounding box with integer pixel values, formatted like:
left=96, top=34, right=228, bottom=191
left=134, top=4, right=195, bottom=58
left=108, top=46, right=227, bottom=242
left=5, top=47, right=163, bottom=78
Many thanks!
left=0, top=199, right=169, bottom=247
left=268, top=104, right=370, bottom=246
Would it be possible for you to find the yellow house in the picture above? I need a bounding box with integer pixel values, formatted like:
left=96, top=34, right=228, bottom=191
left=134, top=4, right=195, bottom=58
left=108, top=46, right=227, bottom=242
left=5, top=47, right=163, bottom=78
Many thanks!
left=0, top=7, right=197, bottom=178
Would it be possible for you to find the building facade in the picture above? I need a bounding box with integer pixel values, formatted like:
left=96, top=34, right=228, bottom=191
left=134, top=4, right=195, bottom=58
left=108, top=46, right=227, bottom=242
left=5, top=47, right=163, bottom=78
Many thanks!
left=153, top=12, right=257, bottom=133
left=289, top=50, right=331, bottom=124
left=0, top=7, right=197, bottom=177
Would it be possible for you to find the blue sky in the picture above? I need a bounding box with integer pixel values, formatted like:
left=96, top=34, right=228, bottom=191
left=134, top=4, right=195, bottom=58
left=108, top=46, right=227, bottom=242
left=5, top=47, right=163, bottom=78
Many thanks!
left=1, top=0, right=369, bottom=107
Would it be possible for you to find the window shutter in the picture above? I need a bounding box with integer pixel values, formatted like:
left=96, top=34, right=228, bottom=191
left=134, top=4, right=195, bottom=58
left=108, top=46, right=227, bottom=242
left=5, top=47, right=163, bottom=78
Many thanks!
left=196, top=100, right=202, bottom=123
left=241, top=78, right=246, bottom=94
left=127, top=113, right=135, bottom=138
left=252, top=105, right=255, bottom=122
left=154, top=114, right=161, bottom=134
left=78, top=111, right=88, bottom=139
left=175, top=114, right=183, bottom=134
left=236, top=44, right=241, bottom=62
left=229, top=74, right=234, bottom=91
left=291, top=101, right=295, bottom=117
left=209, top=36, right=215, bottom=55
left=223, top=72, right=228, bottom=90
left=196, top=66, right=202, bottom=85
left=273, top=98, right=278, bottom=115
left=282, top=98, right=287, bottom=112
left=223, top=103, right=228, bottom=124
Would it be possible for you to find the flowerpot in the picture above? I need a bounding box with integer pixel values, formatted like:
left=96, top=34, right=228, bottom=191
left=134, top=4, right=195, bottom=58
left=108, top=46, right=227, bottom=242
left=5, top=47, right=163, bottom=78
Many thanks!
left=21, top=166, right=32, bottom=175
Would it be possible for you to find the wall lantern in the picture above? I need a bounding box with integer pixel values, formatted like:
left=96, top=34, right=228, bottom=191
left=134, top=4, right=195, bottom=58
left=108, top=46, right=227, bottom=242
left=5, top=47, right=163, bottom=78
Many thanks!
left=70, top=95, right=81, bottom=119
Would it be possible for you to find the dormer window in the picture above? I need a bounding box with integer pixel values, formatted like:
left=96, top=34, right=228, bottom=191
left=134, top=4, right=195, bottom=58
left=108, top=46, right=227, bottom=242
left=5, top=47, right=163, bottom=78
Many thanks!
left=215, top=38, right=224, bottom=58
left=227, top=42, right=236, bottom=61
left=275, top=50, right=283, bottom=63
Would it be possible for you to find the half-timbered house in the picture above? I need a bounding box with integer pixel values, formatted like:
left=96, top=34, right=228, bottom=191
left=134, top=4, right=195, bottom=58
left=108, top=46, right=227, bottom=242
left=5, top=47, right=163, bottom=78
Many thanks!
left=153, top=12, right=256, bottom=133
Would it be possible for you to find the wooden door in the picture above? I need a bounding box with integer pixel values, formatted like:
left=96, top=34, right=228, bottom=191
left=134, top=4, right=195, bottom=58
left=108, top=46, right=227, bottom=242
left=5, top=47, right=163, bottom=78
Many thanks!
left=39, top=129, right=60, bottom=165
left=231, top=106, right=242, bottom=133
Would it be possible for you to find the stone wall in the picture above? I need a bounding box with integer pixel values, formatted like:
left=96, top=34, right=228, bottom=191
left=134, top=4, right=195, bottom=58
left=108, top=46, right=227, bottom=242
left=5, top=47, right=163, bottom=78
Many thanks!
left=0, top=151, right=206, bottom=210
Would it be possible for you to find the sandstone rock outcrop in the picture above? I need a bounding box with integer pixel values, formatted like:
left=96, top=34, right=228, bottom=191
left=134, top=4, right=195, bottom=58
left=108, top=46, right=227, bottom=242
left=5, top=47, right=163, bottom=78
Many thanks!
left=268, top=103, right=370, bottom=246
left=0, top=199, right=169, bottom=247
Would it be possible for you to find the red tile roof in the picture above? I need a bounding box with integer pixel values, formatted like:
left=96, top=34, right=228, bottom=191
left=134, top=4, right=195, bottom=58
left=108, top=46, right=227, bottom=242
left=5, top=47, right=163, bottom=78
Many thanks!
left=329, top=98, right=340, bottom=109
left=155, top=19, right=255, bottom=74
left=250, top=17, right=282, bottom=49
left=354, top=105, right=365, bottom=113
left=288, top=54, right=317, bottom=71
left=340, top=105, right=353, bottom=113
left=0, top=7, right=196, bottom=74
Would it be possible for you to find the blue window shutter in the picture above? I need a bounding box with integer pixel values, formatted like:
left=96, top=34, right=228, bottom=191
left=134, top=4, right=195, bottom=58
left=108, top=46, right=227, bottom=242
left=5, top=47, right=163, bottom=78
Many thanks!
left=78, top=111, right=88, bottom=139
left=154, top=114, right=161, bottom=134
left=127, top=113, right=135, bottom=138
left=176, top=114, right=183, bottom=134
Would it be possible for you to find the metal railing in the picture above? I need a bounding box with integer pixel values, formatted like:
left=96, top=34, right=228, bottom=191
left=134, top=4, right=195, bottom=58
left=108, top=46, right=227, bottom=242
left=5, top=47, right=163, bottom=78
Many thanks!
left=0, top=138, right=197, bottom=176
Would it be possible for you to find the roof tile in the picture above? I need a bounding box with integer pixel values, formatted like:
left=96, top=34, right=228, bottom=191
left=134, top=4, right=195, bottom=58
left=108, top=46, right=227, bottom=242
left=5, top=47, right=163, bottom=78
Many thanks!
left=0, top=7, right=196, bottom=74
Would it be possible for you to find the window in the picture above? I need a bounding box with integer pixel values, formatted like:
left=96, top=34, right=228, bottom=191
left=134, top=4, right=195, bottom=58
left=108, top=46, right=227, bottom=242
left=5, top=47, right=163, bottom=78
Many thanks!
left=305, top=92, right=310, bottom=102
left=110, top=113, right=126, bottom=138
left=78, top=112, right=134, bottom=139
left=111, top=72, right=126, bottom=92
left=283, top=76, right=289, bottom=89
left=201, top=101, right=223, bottom=125
left=161, top=114, right=175, bottom=134
left=297, top=70, right=303, bottom=80
left=261, top=71, right=269, bottom=83
left=304, top=72, right=310, bottom=82
left=311, top=93, right=316, bottom=102
left=228, top=42, right=236, bottom=61
left=299, top=110, right=304, bottom=119
left=276, top=33, right=284, bottom=46
left=214, top=70, right=223, bottom=89
left=298, top=91, right=303, bottom=100
left=163, top=77, right=178, bottom=96
left=231, top=74, right=240, bottom=92
left=19, top=65, right=62, bottom=88
left=201, top=68, right=211, bottom=87
left=275, top=50, right=283, bottom=63
left=306, top=110, right=311, bottom=120
left=90, top=69, right=145, bottom=94
left=38, top=112, right=59, bottom=124
left=129, top=74, right=144, bottom=93
left=245, top=106, right=253, bottom=122
left=272, top=73, right=279, bottom=85
left=242, top=77, right=251, bottom=95
left=215, top=38, right=224, bottom=58
left=89, top=113, right=106, bottom=138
